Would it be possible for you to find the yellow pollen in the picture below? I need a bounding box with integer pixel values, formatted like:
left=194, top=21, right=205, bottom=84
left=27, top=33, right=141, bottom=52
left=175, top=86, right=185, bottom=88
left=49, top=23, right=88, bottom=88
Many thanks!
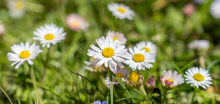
left=142, top=47, right=150, bottom=52
left=44, top=34, right=55, bottom=40
left=163, top=79, right=174, bottom=87
left=133, top=54, right=145, bottom=62
left=193, top=73, right=204, bottom=81
left=129, top=72, right=140, bottom=83
left=114, top=73, right=124, bottom=82
left=113, top=37, right=117, bottom=42
left=71, top=21, right=79, bottom=27
left=118, top=7, right=126, bottom=13
left=15, top=1, right=24, bottom=10
left=19, top=50, right=30, bottom=59
left=102, top=47, right=114, bottom=57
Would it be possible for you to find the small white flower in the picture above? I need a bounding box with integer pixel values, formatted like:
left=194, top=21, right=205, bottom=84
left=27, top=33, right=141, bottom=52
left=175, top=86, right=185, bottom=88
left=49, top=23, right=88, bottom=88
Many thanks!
left=188, top=40, right=210, bottom=50
left=87, top=36, right=127, bottom=71
left=160, top=70, right=184, bottom=88
left=124, top=47, right=156, bottom=70
left=66, top=13, right=89, bottom=31
left=185, top=67, right=212, bottom=89
left=106, top=31, right=127, bottom=45
left=7, top=0, right=25, bottom=18
left=7, top=42, right=42, bottom=69
left=33, top=23, right=66, bottom=48
left=136, top=41, right=157, bottom=54
left=105, top=67, right=130, bottom=87
left=210, top=0, right=220, bottom=19
left=84, top=57, right=105, bottom=72
left=108, top=3, right=135, bottom=20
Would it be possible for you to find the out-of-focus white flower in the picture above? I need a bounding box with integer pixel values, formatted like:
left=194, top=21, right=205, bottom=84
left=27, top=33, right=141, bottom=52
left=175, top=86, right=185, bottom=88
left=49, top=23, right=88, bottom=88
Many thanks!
left=105, top=67, right=130, bottom=87
left=210, top=0, right=220, bottom=19
left=108, top=3, right=135, bottom=20
left=33, top=23, right=66, bottom=48
left=66, top=13, right=89, bottom=31
left=160, top=70, right=184, bottom=89
left=7, top=0, right=26, bottom=18
left=193, top=0, right=204, bottom=4
left=106, top=31, right=127, bottom=45
left=124, top=47, right=156, bottom=70
left=0, top=24, right=5, bottom=36
left=7, top=42, right=42, bottom=69
left=136, top=41, right=157, bottom=54
left=188, top=40, right=210, bottom=50
left=185, top=67, right=212, bottom=89
left=87, top=36, right=128, bottom=71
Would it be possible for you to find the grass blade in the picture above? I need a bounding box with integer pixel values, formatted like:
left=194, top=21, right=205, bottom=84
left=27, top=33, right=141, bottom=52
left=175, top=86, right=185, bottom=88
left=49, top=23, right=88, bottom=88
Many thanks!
left=207, top=59, right=220, bottom=71
left=0, top=87, right=13, bottom=104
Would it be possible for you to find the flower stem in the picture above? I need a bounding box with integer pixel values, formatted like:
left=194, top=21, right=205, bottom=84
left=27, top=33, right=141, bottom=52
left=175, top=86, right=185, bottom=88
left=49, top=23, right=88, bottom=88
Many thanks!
left=108, top=68, right=113, bottom=104
left=139, top=84, right=147, bottom=96
left=191, top=88, right=196, bottom=104
left=28, top=63, right=42, bottom=104
left=41, top=47, right=51, bottom=83
left=162, top=89, right=168, bottom=104
left=0, top=87, right=13, bottom=104
left=199, top=56, right=205, bottom=69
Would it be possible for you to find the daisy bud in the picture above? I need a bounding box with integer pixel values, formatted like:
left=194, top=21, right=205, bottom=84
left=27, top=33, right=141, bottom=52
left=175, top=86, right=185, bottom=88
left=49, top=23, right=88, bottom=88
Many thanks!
left=182, top=3, right=195, bottom=16
left=151, top=93, right=160, bottom=97
left=129, top=72, right=144, bottom=88
left=145, top=76, right=156, bottom=93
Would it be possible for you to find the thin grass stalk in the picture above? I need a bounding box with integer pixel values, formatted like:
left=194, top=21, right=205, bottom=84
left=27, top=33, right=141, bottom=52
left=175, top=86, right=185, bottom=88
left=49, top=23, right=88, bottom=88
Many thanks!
left=41, top=47, right=51, bottom=83
left=108, top=68, right=113, bottom=104
left=191, top=87, right=196, bottom=104
left=0, top=87, right=13, bottom=104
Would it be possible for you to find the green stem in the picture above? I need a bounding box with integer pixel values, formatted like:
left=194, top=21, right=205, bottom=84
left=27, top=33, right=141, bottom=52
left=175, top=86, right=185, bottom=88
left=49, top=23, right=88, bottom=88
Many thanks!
left=41, top=47, right=51, bottom=83
left=162, top=90, right=168, bottom=104
left=191, top=88, right=196, bottom=104
left=108, top=68, right=113, bottom=104
left=0, top=87, right=13, bottom=104
left=28, top=63, right=42, bottom=104
left=140, top=84, right=147, bottom=96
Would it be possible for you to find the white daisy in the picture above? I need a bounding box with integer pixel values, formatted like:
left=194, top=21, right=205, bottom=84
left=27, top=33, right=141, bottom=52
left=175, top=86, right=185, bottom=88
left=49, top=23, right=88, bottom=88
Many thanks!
left=84, top=57, right=105, bottom=72
left=87, top=36, right=128, bottom=71
left=124, top=47, right=156, bottom=70
left=160, top=70, right=184, bottom=88
left=188, top=40, right=210, bottom=50
left=106, top=31, right=127, bottom=45
left=7, top=0, right=26, bottom=18
left=7, top=42, right=42, bottom=69
left=33, top=23, right=66, bottom=48
left=210, top=0, right=220, bottom=19
left=108, top=3, right=135, bottom=20
left=136, top=41, right=157, bottom=54
left=105, top=67, right=130, bottom=87
left=185, top=67, right=212, bottom=89
left=66, top=13, right=89, bottom=31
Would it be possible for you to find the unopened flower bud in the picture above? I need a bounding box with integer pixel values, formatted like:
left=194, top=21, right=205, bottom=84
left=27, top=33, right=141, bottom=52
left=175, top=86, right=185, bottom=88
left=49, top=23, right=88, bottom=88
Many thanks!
left=183, top=3, right=195, bottom=16
left=145, top=76, right=156, bottom=93
left=0, top=24, right=5, bottom=36
left=151, top=93, right=160, bottom=97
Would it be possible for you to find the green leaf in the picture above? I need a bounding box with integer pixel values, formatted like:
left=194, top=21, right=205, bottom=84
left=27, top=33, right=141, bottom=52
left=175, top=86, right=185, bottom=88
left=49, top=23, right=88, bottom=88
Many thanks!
left=207, top=59, right=220, bottom=71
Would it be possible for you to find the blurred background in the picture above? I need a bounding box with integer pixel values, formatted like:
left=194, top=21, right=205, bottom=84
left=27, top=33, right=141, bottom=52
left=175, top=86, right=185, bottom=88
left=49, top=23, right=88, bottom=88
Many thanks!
left=0, top=0, right=220, bottom=103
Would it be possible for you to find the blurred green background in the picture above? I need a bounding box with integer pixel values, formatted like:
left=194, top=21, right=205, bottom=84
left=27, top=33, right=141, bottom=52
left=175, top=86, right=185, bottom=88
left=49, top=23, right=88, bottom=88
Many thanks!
left=0, top=0, right=220, bottom=103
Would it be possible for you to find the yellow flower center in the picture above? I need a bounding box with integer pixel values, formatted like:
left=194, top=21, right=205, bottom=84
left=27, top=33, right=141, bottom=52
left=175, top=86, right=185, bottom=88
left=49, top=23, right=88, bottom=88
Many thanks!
left=142, top=47, right=150, bottom=52
left=129, top=72, right=140, bottom=83
left=113, top=37, right=117, bottom=42
left=71, top=21, right=79, bottom=27
left=114, top=73, right=124, bottom=82
left=193, top=73, right=204, bottom=81
left=44, top=34, right=55, bottom=40
left=133, top=54, right=145, bottom=62
left=15, top=1, right=24, bottom=10
left=19, top=50, right=30, bottom=59
left=163, top=79, right=174, bottom=87
left=118, top=7, right=126, bottom=13
left=102, top=47, right=114, bottom=57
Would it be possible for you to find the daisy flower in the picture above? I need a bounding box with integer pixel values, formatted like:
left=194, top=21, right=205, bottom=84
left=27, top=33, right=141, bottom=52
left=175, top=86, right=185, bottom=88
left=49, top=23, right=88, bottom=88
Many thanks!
left=106, top=31, right=127, bottom=45
left=87, top=36, right=127, bottom=71
left=33, top=23, right=66, bottom=48
left=105, top=67, right=130, bottom=87
left=7, top=0, right=26, bottom=18
left=185, top=67, right=212, bottom=89
left=188, top=40, right=210, bottom=50
left=7, top=42, right=42, bottom=69
left=210, top=0, right=220, bottom=19
left=66, top=13, right=89, bottom=31
left=136, top=41, right=157, bottom=54
left=160, top=70, right=184, bottom=89
left=108, top=3, right=135, bottom=20
left=84, top=57, right=105, bottom=72
left=124, top=47, right=156, bottom=70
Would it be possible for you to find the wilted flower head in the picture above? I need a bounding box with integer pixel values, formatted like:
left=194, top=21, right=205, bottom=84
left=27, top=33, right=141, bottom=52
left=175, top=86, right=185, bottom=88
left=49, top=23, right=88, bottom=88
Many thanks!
left=129, top=71, right=144, bottom=87
left=188, top=40, right=210, bottom=50
left=160, top=70, right=184, bottom=89
left=93, top=100, right=108, bottom=104
left=7, top=0, right=25, bottom=18
left=210, top=0, right=220, bottom=19
left=108, top=3, right=135, bottom=20
left=182, top=3, right=195, bottom=16
left=185, top=67, right=212, bottom=89
left=106, top=31, right=127, bottom=45
left=66, top=13, right=89, bottom=31
left=0, top=24, right=5, bottom=36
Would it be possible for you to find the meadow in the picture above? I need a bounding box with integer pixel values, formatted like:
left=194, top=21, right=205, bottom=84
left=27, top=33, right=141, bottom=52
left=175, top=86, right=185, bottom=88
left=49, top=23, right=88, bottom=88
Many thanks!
left=0, top=0, right=220, bottom=104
